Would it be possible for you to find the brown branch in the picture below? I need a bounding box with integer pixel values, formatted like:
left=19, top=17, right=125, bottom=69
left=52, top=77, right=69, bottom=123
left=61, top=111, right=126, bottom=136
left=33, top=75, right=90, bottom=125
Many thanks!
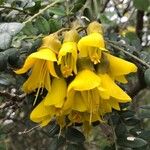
left=0, top=6, right=31, bottom=15
left=101, top=0, right=110, bottom=13
left=136, top=10, right=144, bottom=42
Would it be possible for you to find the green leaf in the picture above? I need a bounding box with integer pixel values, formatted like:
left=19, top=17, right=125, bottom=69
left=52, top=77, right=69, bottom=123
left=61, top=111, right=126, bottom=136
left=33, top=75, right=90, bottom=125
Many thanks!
left=139, top=110, right=150, bottom=118
left=48, top=7, right=66, bottom=16
left=83, top=7, right=93, bottom=21
left=27, top=0, right=41, bottom=13
left=0, top=0, right=4, bottom=5
left=124, top=118, right=140, bottom=126
left=133, top=0, right=149, bottom=11
left=140, top=105, right=150, bottom=109
left=0, top=23, right=24, bottom=36
left=71, top=0, right=86, bottom=13
left=144, top=68, right=150, bottom=87
left=66, top=143, right=85, bottom=150
left=0, top=54, right=7, bottom=71
left=65, top=127, right=85, bottom=143
left=0, top=33, right=12, bottom=50
left=138, top=130, right=150, bottom=141
left=28, top=38, right=42, bottom=54
left=49, top=136, right=66, bottom=150
left=115, top=123, right=127, bottom=138
left=48, top=123, right=60, bottom=137
left=22, top=22, right=38, bottom=35
left=0, top=73, right=16, bottom=86
left=34, top=16, right=50, bottom=35
left=99, top=14, right=114, bottom=25
left=8, top=50, right=20, bottom=68
left=117, top=137, right=148, bottom=148
left=119, top=110, right=135, bottom=119
left=49, top=19, right=62, bottom=33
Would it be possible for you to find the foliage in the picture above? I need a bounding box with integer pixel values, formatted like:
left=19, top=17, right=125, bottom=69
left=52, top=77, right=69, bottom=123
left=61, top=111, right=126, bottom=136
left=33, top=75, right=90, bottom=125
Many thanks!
left=0, top=0, right=150, bottom=150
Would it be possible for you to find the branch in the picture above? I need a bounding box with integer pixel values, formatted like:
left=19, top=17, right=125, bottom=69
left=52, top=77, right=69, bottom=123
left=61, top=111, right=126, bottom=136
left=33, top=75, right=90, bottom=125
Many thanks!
left=106, top=40, right=150, bottom=68
left=23, top=0, right=62, bottom=25
left=0, top=6, right=31, bottom=15
left=136, top=10, right=144, bottom=41
left=101, top=0, right=110, bottom=13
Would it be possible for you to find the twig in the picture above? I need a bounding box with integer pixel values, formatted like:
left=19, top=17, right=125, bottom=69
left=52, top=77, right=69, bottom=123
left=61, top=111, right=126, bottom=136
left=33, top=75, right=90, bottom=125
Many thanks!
left=0, top=6, right=31, bottom=15
left=18, top=125, right=40, bottom=135
left=106, top=40, right=150, bottom=68
left=121, top=8, right=135, bottom=29
left=101, top=0, right=110, bottom=13
left=112, top=0, right=122, bottom=18
left=23, top=0, right=63, bottom=25
left=136, top=10, right=144, bottom=41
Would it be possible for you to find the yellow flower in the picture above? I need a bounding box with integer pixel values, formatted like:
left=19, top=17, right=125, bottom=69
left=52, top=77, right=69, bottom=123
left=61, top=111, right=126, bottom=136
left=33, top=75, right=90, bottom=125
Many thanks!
left=78, top=21, right=107, bottom=64
left=30, top=78, right=67, bottom=127
left=58, top=30, right=79, bottom=77
left=98, top=73, right=131, bottom=101
left=63, top=69, right=102, bottom=123
left=15, top=34, right=61, bottom=93
left=44, top=78, right=67, bottom=108
left=68, top=111, right=101, bottom=124
left=120, top=26, right=136, bottom=36
left=103, top=53, right=137, bottom=83
left=30, top=100, right=52, bottom=126
left=97, top=73, right=132, bottom=113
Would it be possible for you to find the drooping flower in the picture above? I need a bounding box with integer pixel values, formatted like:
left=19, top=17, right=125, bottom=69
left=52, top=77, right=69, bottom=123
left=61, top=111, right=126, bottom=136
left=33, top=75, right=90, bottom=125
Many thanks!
left=15, top=34, right=61, bottom=93
left=63, top=68, right=102, bottom=123
left=58, top=30, right=79, bottom=77
left=103, top=53, right=137, bottom=83
left=98, top=73, right=131, bottom=101
left=30, top=78, right=67, bottom=127
left=78, top=21, right=107, bottom=64
left=44, top=78, right=67, bottom=108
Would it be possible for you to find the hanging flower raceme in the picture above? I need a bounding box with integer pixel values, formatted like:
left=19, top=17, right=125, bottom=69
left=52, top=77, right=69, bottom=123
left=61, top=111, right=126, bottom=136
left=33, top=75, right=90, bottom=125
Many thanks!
left=15, top=34, right=61, bottom=94
left=78, top=21, right=107, bottom=64
left=15, top=21, right=138, bottom=136
left=30, top=78, right=67, bottom=127
left=58, top=30, right=79, bottom=77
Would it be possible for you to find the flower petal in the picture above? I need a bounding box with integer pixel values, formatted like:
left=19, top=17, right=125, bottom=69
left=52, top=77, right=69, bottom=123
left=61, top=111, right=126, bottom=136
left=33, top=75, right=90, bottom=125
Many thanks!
left=30, top=48, right=57, bottom=61
left=78, top=33, right=107, bottom=57
left=14, top=57, right=36, bottom=74
left=99, top=73, right=131, bottom=102
left=58, top=42, right=77, bottom=64
left=68, top=69, right=101, bottom=92
left=47, top=61, right=58, bottom=78
left=72, top=92, right=87, bottom=112
left=23, top=60, right=51, bottom=93
left=115, top=75, right=128, bottom=83
left=104, top=53, right=137, bottom=77
left=30, top=100, right=51, bottom=126
left=44, top=78, right=67, bottom=108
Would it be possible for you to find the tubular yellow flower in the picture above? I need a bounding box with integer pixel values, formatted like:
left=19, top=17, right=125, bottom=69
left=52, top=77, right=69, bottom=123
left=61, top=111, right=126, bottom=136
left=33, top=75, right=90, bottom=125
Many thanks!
left=103, top=53, right=137, bottom=83
left=98, top=73, right=131, bottom=102
left=30, top=100, right=64, bottom=127
left=15, top=34, right=61, bottom=93
left=58, top=30, right=79, bottom=77
left=63, top=69, right=102, bottom=123
left=30, top=78, right=67, bottom=127
left=78, top=21, right=107, bottom=64
left=44, top=78, right=67, bottom=108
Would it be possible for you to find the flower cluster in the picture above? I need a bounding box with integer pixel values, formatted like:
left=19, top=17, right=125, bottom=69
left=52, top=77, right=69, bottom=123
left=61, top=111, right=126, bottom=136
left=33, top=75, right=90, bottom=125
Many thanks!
left=15, top=21, right=137, bottom=132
